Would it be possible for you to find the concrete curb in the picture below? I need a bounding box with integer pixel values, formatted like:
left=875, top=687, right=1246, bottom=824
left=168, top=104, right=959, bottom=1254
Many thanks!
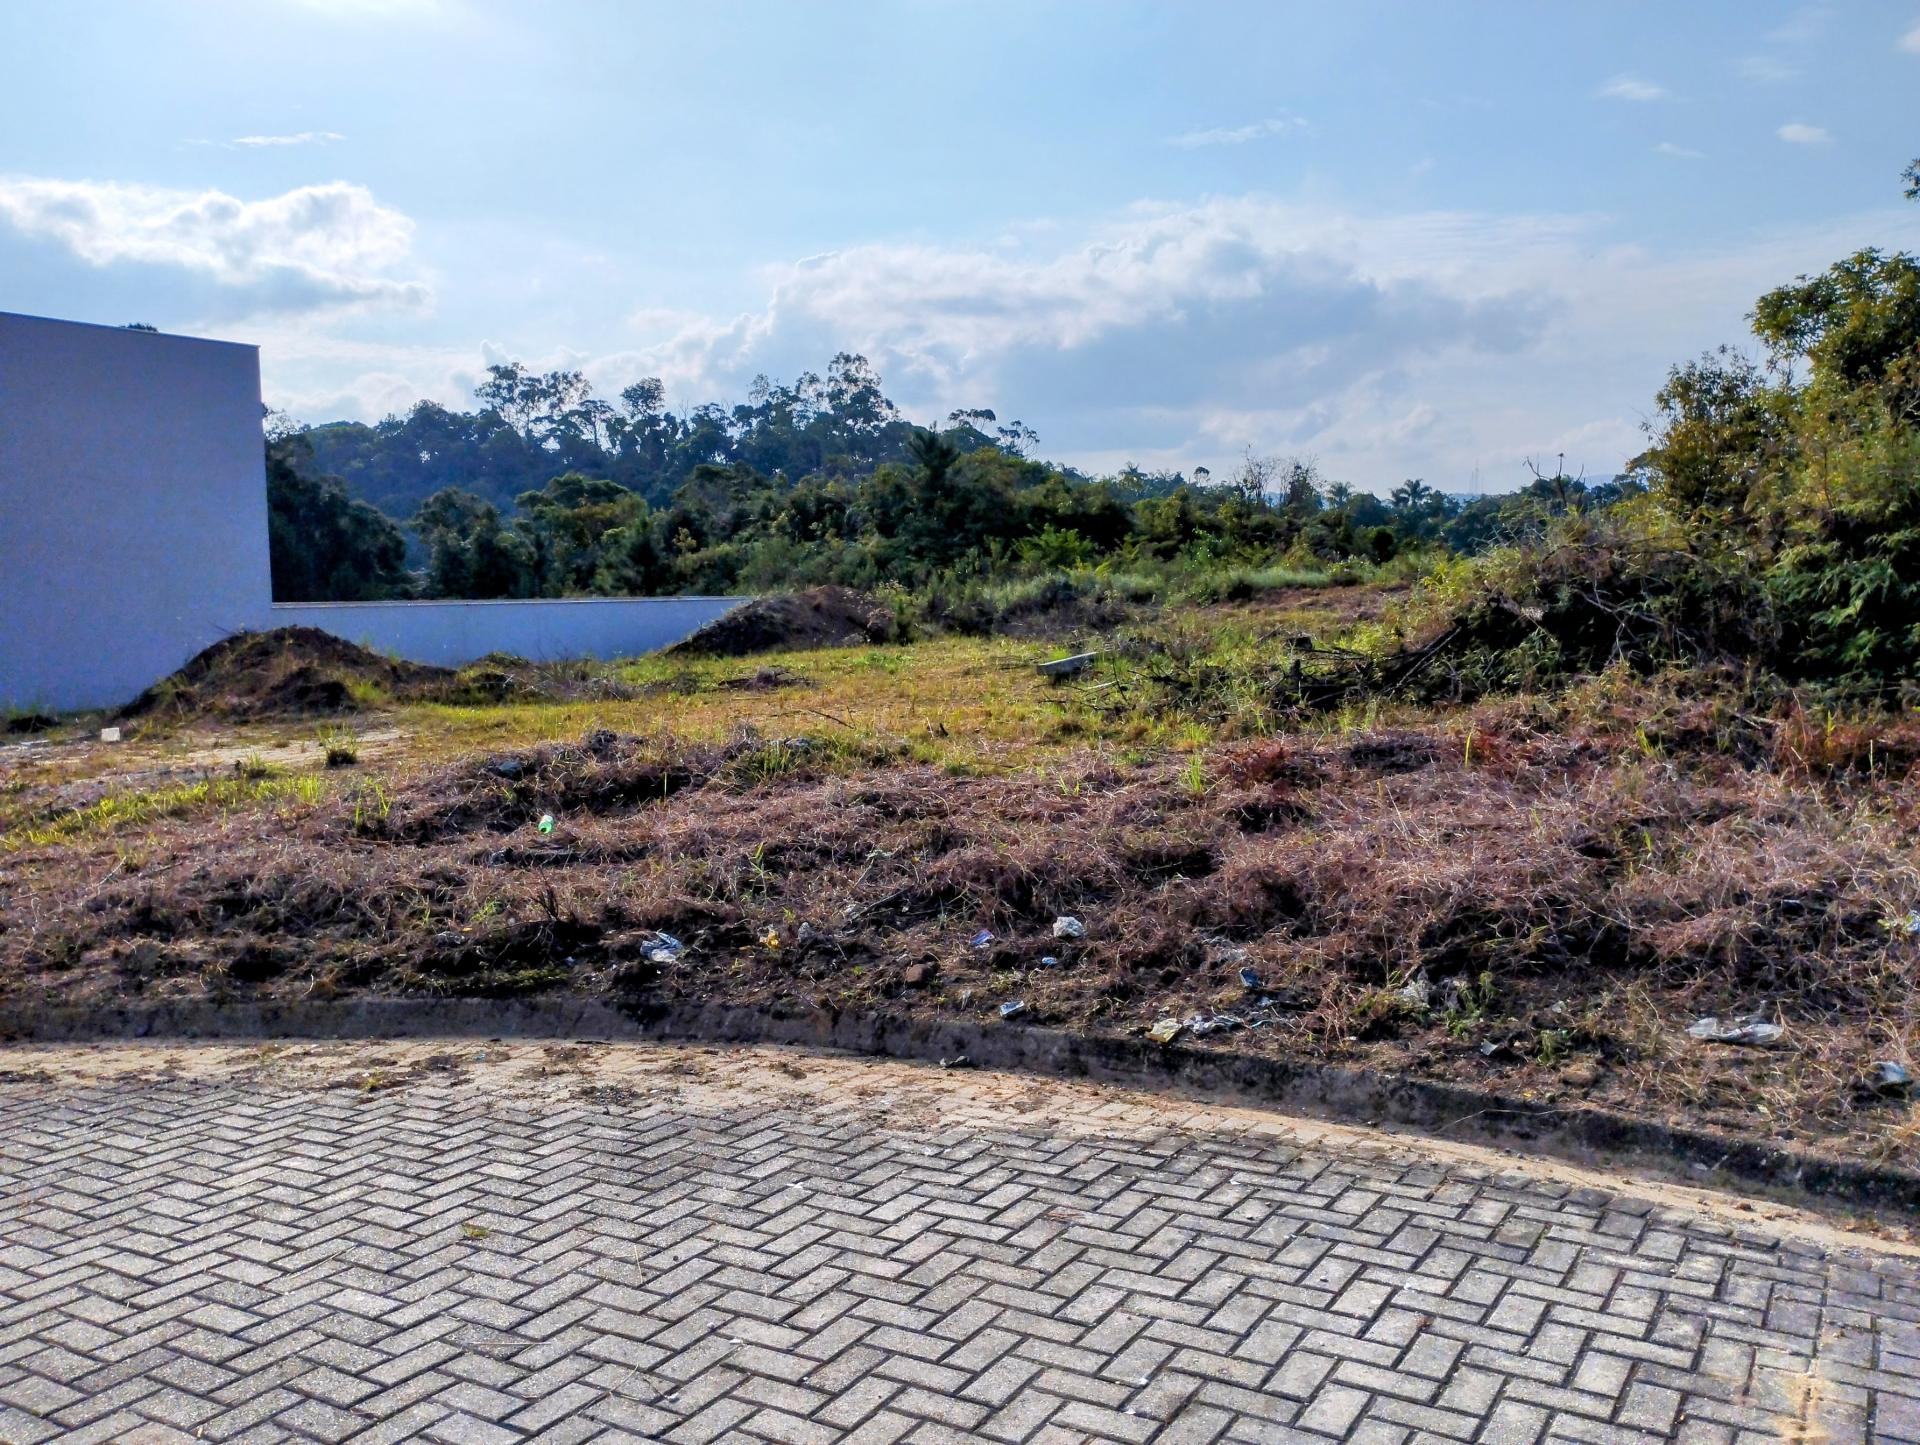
left=3, top=997, right=1915, bottom=1216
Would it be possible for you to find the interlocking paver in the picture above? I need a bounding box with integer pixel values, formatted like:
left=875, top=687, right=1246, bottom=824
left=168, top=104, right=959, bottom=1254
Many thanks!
left=0, top=1041, right=1914, bottom=1444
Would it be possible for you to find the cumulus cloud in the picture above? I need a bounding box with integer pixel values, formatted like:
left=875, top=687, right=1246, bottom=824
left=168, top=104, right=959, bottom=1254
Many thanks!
left=611, top=201, right=1552, bottom=417
left=1168, top=116, right=1307, bottom=148
left=249, top=195, right=1920, bottom=493
left=1777, top=122, right=1831, bottom=144
left=1654, top=141, right=1706, bottom=159
left=1902, top=21, right=1920, bottom=53
left=0, top=176, right=427, bottom=312
left=1597, top=75, right=1666, bottom=101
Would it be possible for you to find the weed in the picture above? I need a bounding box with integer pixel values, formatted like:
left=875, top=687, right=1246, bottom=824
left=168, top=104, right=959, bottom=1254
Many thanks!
left=1535, top=1028, right=1572, bottom=1066
left=318, top=724, right=359, bottom=768
left=349, top=779, right=393, bottom=833
left=1182, top=754, right=1209, bottom=795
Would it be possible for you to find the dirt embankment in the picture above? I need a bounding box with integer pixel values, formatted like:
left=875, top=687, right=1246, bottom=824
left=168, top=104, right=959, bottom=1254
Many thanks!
left=667, top=587, right=897, bottom=657
left=123, top=628, right=454, bottom=721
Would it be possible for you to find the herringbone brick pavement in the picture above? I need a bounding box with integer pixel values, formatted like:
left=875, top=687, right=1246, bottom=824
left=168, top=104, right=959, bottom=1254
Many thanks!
left=0, top=1041, right=1912, bottom=1444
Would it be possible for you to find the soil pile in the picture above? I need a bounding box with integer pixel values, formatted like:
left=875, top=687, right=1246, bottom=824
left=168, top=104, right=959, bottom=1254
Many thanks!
left=123, top=627, right=453, bottom=720
left=667, top=587, right=896, bottom=657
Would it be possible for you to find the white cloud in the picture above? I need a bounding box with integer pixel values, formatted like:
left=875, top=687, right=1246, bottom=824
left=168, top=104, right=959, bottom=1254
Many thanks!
left=1901, top=20, right=1920, bottom=53
left=1736, top=54, right=1796, bottom=83
left=231, top=131, right=347, bottom=148
left=1168, top=116, right=1307, bottom=148
left=0, top=175, right=428, bottom=312
left=1597, top=75, right=1666, bottom=101
left=245, top=196, right=1920, bottom=492
left=1766, top=6, right=1829, bottom=45
left=281, top=0, right=449, bottom=15
left=1654, top=142, right=1706, bottom=160
left=1777, top=122, right=1831, bottom=144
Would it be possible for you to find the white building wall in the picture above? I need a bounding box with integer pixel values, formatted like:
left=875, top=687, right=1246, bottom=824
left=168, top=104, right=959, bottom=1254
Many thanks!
left=1, top=312, right=749, bottom=715
left=0, top=313, right=273, bottom=713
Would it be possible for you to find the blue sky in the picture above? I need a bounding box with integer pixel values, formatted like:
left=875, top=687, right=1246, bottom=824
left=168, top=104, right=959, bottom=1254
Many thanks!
left=3, top=0, right=1918, bottom=493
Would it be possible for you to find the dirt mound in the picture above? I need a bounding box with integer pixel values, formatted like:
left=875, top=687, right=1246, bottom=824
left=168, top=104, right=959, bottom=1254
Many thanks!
left=123, top=627, right=453, bottom=721
left=667, top=587, right=896, bottom=657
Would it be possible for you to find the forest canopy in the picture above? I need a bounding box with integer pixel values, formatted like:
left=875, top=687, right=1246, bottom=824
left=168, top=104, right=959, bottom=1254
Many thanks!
left=267, top=351, right=1629, bottom=606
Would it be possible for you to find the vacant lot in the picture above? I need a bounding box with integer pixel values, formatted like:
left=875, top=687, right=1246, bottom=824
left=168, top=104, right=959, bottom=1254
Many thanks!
left=2, top=585, right=1916, bottom=1171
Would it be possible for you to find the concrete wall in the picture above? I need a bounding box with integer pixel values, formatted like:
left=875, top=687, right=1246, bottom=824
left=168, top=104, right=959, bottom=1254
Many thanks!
left=271, top=596, right=743, bottom=669
left=1, top=313, right=272, bottom=713
left=1, top=310, right=749, bottom=713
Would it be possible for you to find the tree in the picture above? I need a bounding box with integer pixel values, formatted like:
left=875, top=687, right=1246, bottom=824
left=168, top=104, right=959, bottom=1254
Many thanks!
left=265, top=435, right=412, bottom=601
left=1752, top=249, right=1920, bottom=396
left=414, top=488, right=533, bottom=598
left=474, top=362, right=540, bottom=440
left=513, top=472, right=644, bottom=594
left=904, top=428, right=962, bottom=487
left=1632, top=348, right=1789, bottom=519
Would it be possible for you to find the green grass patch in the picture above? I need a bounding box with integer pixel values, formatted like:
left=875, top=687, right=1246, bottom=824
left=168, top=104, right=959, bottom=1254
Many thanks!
left=3, top=773, right=332, bottom=851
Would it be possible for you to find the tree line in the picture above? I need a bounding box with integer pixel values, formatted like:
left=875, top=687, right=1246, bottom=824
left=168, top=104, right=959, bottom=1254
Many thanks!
left=266, top=358, right=1633, bottom=604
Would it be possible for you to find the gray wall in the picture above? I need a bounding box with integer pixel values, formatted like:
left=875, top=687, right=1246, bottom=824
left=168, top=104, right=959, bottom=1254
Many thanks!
left=1, top=312, right=272, bottom=713
left=272, top=597, right=743, bottom=669
left=1, top=311, right=750, bottom=714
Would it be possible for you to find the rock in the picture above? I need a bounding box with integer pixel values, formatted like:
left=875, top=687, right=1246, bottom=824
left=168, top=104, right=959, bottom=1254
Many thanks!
left=901, top=963, right=935, bottom=988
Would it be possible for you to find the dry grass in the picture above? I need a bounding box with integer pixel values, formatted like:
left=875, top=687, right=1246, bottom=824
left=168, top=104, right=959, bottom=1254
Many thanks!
left=2, top=591, right=1917, bottom=1168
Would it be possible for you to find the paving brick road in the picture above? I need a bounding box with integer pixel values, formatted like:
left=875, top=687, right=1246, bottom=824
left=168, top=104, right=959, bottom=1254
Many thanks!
left=0, top=1041, right=1913, bottom=1444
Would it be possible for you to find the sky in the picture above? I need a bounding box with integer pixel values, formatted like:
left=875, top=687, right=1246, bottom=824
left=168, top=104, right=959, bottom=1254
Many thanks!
left=2, top=1, right=1918, bottom=495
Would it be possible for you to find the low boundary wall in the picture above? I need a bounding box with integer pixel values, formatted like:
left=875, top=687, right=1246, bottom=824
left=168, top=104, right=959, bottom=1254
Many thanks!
left=272, top=597, right=743, bottom=670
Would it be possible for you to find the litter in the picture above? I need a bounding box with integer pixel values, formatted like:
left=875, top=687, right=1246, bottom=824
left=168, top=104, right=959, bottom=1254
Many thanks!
left=536, top=814, right=555, bottom=834
left=761, top=928, right=781, bottom=949
left=1686, top=1014, right=1785, bottom=1047
left=1203, top=936, right=1251, bottom=967
left=1886, top=911, right=1920, bottom=937
left=1146, top=1018, right=1186, bottom=1046
left=940, top=1054, right=973, bottom=1069
left=99, top=726, right=121, bottom=743
left=1052, top=916, right=1086, bottom=940
left=970, top=929, right=996, bottom=949
left=642, top=931, right=684, bottom=964
left=999, top=1000, right=1028, bottom=1019
left=1036, top=651, right=1099, bottom=679
left=1686, top=1014, right=1786, bottom=1048
left=1395, top=975, right=1432, bottom=1009
left=1238, top=966, right=1263, bottom=991
left=1869, top=1060, right=1912, bottom=1094
left=1183, top=1012, right=1242, bottom=1038
left=1039, top=955, right=1061, bottom=968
